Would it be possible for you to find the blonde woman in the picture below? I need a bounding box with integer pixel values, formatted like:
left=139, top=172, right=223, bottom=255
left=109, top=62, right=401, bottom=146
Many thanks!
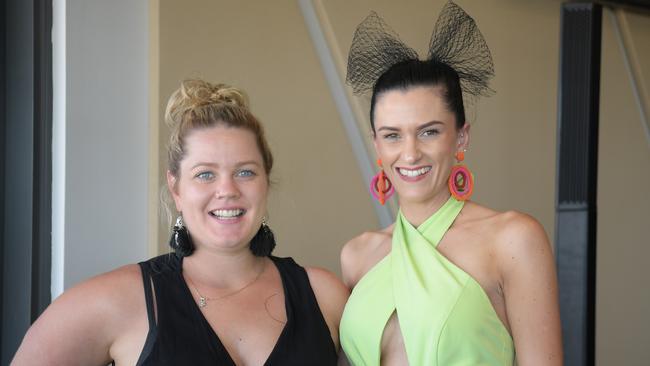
left=13, top=80, right=348, bottom=365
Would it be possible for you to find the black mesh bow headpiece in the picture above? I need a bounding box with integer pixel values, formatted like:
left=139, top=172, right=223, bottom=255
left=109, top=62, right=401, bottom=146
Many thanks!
left=346, top=1, right=494, bottom=100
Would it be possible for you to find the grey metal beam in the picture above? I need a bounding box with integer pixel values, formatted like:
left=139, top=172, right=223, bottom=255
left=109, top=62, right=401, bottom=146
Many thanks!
left=556, top=3, right=602, bottom=365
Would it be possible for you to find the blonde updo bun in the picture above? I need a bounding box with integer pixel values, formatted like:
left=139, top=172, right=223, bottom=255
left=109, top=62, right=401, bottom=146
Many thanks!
left=165, top=80, right=249, bottom=127
left=164, top=79, right=273, bottom=180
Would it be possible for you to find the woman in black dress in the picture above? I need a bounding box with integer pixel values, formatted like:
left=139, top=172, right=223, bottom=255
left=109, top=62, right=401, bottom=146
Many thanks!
left=13, top=79, right=349, bottom=365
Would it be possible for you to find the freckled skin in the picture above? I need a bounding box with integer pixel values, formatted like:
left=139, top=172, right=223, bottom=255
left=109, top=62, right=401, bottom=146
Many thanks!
left=341, top=86, right=563, bottom=365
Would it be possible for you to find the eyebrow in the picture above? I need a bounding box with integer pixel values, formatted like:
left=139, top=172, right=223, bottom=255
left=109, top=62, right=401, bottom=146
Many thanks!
left=190, top=160, right=262, bottom=170
left=376, top=120, right=445, bottom=132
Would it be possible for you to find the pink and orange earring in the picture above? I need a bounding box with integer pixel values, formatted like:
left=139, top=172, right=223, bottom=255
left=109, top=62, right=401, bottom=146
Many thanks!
left=370, top=159, right=394, bottom=205
left=448, top=150, right=474, bottom=201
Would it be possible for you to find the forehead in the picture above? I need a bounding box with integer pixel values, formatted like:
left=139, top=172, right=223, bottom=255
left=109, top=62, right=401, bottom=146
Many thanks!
left=374, top=86, right=455, bottom=128
left=182, top=125, right=263, bottom=166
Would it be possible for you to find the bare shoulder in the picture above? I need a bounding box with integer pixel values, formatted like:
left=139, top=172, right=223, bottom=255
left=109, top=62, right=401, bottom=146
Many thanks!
left=481, top=210, right=563, bottom=364
left=492, top=211, right=552, bottom=256
left=481, top=210, right=555, bottom=280
left=305, top=266, right=350, bottom=349
left=12, top=264, right=146, bottom=365
left=340, top=226, right=393, bottom=288
left=305, top=266, right=350, bottom=301
left=457, top=203, right=553, bottom=274
left=498, top=210, right=548, bottom=239
left=63, top=264, right=145, bottom=317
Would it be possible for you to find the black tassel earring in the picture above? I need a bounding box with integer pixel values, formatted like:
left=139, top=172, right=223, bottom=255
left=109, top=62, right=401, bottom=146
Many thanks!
left=169, top=215, right=194, bottom=257
left=249, top=217, right=276, bottom=257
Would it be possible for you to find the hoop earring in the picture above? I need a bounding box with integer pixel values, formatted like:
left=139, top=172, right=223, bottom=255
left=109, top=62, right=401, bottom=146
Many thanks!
left=169, top=215, right=194, bottom=257
left=370, top=159, right=394, bottom=205
left=249, top=217, right=276, bottom=257
left=448, top=151, right=474, bottom=201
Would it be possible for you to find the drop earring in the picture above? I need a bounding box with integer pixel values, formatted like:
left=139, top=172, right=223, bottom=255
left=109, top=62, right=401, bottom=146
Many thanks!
left=370, top=159, right=394, bottom=205
left=249, top=217, right=276, bottom=257
left=169, top=215, right=194, bottom=257
left=448, top=150, right=474, bottom=201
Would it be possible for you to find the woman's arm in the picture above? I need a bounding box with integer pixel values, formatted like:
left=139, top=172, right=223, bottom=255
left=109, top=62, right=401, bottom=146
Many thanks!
left=306, top=267, right=350, bottom=349
left=498, top=212, right=563, bottom=366
left=11, top=264, right=145, bottom=366
left=340, top=230, right=392, bottom=289
left=340, top=236, right=366, bottom=288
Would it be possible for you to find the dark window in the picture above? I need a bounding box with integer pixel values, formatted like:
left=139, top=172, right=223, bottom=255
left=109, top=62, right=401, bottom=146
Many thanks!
left=0, top=0, right=52, bottom=362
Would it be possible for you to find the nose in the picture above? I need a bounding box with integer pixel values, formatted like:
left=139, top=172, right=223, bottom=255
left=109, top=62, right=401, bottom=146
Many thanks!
left=215, top=176, right=240, bottom=199
left=402, top=136, right=422, bottom=164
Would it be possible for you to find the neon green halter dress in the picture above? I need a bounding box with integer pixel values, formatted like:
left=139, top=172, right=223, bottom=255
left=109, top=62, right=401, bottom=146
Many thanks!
left=340, top=197, right=514, bottom=365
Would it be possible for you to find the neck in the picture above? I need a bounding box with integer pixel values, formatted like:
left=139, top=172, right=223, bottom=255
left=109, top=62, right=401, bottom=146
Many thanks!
left=182, top=247, right=265, bottom=289
left=399, top=191, right=452, bottom=227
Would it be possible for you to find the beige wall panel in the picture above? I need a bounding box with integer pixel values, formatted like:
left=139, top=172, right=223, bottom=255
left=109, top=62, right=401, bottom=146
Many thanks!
left=596, top=9, right=650, bottom=366
left=628, top=11, right=650, bottom=89
left=157, top=0, right=379, bottom=273
left=155, top=1, right=650, bottom=363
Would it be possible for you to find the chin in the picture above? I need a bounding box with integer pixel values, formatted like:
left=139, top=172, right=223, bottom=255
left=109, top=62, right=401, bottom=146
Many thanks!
left=200, top=231, right=249, bottom=250
left=398, top=189, right=441, bottom=205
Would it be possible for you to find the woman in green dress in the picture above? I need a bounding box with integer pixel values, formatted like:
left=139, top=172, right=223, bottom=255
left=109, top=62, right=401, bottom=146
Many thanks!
left=339, top=2, right=563, bottom=365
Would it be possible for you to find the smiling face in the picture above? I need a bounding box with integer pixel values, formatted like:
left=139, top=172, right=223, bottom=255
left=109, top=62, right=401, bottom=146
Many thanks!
left=168, top=125, right=268, bottom=254
left=373, top=86, right=469, bottom=207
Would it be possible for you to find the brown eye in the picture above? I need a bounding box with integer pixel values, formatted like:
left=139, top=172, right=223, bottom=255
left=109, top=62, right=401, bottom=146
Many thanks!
left=420, top=129, right=439, bottom=137
left=383, top=133, right=400, bottom=141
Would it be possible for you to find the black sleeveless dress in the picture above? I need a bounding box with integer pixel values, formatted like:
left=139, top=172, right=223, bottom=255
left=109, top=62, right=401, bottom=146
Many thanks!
left=134, top=254, right=337, bottom=365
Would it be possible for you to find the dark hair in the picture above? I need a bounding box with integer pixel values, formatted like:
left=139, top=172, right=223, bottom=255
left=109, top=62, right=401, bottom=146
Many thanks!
left=369, top=59, right=465, bottom=132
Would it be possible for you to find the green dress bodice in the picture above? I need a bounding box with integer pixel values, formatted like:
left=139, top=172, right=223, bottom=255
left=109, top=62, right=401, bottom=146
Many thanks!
left=340, top=197, right=514, bottom=365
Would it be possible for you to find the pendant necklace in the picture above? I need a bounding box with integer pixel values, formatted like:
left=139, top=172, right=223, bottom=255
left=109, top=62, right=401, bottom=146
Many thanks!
left=186, top=260, right=266, bottom=308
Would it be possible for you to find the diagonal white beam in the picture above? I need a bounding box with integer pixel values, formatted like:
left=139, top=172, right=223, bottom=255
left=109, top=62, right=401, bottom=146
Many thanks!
left=610, top=8, right=650, bottom=150
left=298, top=0, right=395, bottom=227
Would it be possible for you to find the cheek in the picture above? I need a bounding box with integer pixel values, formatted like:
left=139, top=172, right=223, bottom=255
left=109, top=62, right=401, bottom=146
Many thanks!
left=178, top=182, right=212, bottom=207
left=374, top=140, right=399, bottom=159
left=426, top=137, right=456, bottom=158
left=434, top=152, right=456, bottom=173
left=245, top=180, right=269, bottom=205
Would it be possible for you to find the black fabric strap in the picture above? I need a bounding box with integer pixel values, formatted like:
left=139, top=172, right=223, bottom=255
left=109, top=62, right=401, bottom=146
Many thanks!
left=135, top=262, right=158, bottom=366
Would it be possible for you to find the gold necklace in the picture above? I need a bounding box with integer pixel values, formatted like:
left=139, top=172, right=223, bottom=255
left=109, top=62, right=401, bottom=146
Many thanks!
left=264, top=293, right=287, bottom=325
left=186, top=261, right=266, bottom=308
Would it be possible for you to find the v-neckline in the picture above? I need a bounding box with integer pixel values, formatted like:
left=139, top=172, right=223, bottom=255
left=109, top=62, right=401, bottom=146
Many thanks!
left=177, top=256, right=291, bottom=365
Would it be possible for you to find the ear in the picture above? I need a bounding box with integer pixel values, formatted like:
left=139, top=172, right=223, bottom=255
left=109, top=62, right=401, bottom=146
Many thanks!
left=166, top=170, right=182, bottom=212
left=372, top=132, right=381, bottom=162
left=457, top=123, right=471, bottom=152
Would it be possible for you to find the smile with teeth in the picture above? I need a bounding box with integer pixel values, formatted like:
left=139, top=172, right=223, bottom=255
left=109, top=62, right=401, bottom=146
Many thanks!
left=209, top=209, right=245, bottom=219
left=398, top=166, right=432, bottom=177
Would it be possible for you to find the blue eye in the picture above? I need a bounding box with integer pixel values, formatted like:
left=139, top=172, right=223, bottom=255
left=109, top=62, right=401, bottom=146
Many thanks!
left=236, top=169, right=256, bottom=178
left=195, top=171, right=214, bottom=181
